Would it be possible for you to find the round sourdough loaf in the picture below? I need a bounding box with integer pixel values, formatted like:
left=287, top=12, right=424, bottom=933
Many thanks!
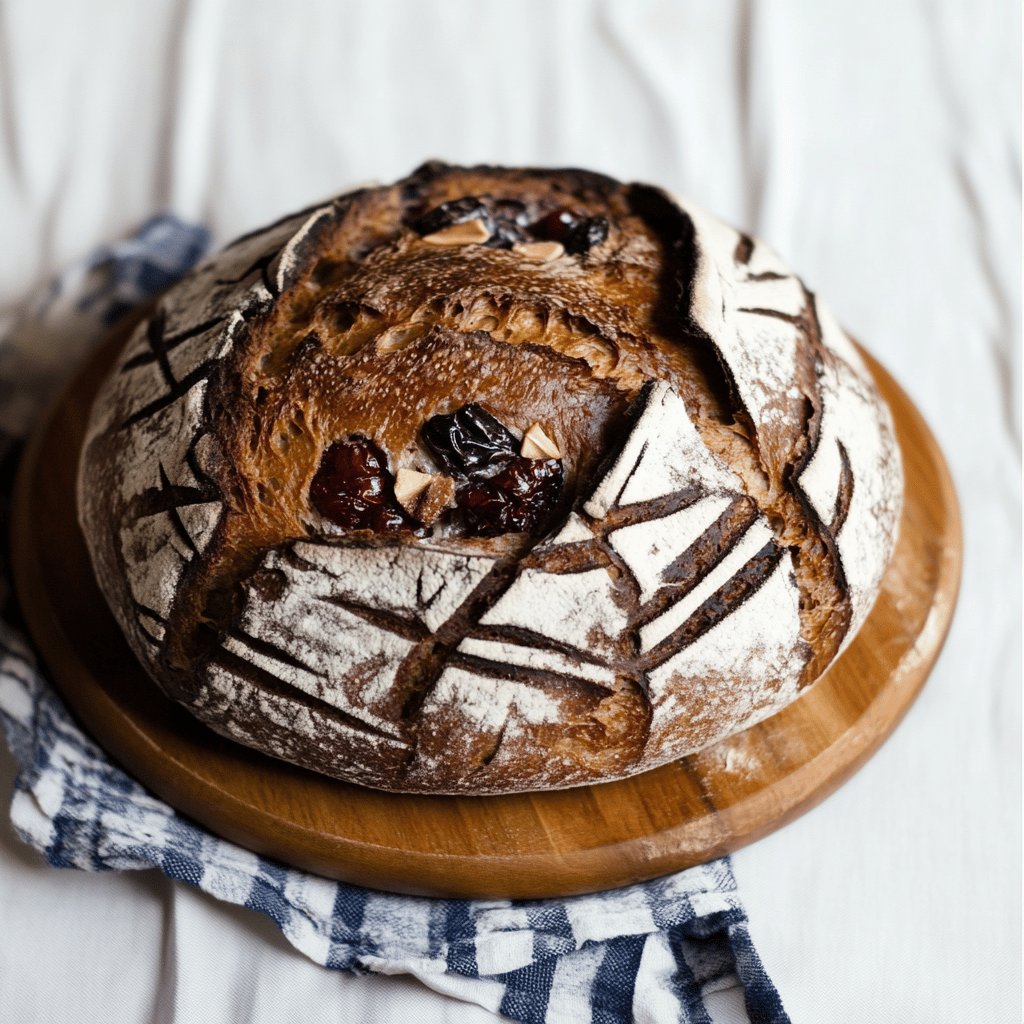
left=77, top=162, right=902, bottom=793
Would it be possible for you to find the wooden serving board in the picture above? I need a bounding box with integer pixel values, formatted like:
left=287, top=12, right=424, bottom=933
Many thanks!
left=10, top=322, right=961, bottom=899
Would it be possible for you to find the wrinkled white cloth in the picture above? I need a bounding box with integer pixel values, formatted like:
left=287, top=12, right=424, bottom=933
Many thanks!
left=0, top=1, right=1019, bottom=1022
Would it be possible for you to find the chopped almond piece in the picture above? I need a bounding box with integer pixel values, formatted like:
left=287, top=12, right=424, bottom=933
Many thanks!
left=520, top=423, right=561, bottom=460
left=513, top=241, right=565, bottom=262
left=422, top=219, right=491, bottom=246
left=393, top=468, right=434, bottom=510
left=394, top=469, right=455, bottom=524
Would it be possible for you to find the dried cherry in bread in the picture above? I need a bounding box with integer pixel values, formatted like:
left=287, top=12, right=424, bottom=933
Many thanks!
left=310, top=437, right=426, bottom=536
left=458, top=457, right=564, bottom=537
left=421, top=404, right=518, bottom=477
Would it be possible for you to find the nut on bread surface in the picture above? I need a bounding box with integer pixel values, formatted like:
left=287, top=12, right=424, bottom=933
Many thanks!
left=77, top=163, right=902, bottom=793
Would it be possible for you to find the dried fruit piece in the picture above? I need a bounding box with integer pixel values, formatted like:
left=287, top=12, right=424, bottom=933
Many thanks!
left=489, top=197, right=530, bottom=225
left=531, top=208, right=578, bottom=243
left=531, top=207, right=609, bottom=255
left=486, top=200, right=530, bottom=248
left=310, top=438, right=425, bottom=535
left=458, top=457, right=564, bottom=537
left=422, top=219, right=492, bottom=246
left=520, top=422, right=562, bottom=460
left=411, top=197, right=492, bottom=237
left=564, top=215, right=609, bottom=255
left=422, top=403, right=519, bottom=476
left=487, top=218, right=528, bottom=249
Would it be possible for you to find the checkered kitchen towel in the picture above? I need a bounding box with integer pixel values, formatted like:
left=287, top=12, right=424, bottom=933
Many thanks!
left=0, top=216, right=789, bottom=1024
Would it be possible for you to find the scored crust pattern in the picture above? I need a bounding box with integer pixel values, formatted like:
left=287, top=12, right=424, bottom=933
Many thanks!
left=78, top=165, right=902, bottom=793
left=681, top=199, right=901, bottom=643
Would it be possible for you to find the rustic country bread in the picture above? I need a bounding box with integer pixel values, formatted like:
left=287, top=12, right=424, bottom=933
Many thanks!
left=77, top=162, right=902, bottom=793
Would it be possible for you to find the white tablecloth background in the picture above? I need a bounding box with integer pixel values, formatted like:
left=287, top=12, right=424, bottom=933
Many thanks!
left=0, top=2, right=1019, bottom=1021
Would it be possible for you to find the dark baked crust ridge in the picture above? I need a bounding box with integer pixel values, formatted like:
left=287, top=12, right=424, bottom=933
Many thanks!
left=77, top=164, right=902, bottom=793
left=679, top=198, right=900, bottom=658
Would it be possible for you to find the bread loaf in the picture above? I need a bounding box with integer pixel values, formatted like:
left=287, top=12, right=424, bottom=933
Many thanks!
left=77, top=162, right=902, bottom=793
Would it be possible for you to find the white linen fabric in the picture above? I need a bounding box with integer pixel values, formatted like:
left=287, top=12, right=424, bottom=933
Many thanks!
left=0, top=1, right=1019, bottom=1022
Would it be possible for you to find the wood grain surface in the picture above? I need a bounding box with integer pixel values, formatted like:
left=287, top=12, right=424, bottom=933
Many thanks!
left=10, top=322, right=961, bottom=899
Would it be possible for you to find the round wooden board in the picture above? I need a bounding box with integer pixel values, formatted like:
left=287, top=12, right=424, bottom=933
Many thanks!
left=10, top=322, right=961, bottom=899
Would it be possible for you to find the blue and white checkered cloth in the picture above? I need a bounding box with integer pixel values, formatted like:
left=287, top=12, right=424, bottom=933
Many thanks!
left=0, top=216, right=790, bottom=1024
